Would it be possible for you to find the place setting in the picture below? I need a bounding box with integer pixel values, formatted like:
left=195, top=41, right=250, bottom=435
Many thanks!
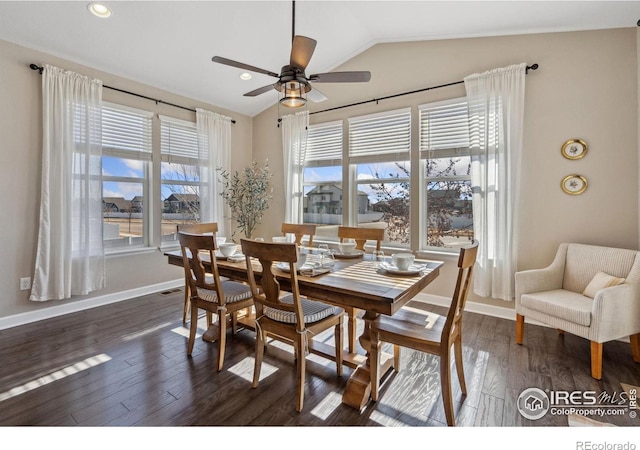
left=377, top=252, right=427, bottom=276
left=332, top=241, right=365, bottom=259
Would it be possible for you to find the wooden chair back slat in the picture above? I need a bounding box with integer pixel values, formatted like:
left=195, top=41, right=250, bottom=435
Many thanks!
left=337, top=226, right=384, bottom=251
left=281, top=223, right=316, bottom=247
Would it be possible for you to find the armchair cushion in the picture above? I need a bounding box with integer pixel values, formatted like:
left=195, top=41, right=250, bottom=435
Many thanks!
left=521, top=289, right=593, bottom=327
left=583, top=272, right=625, bottom=299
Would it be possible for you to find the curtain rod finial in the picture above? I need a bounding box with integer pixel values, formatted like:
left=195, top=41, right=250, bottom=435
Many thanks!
left=29, top=63, right=43, bottom=74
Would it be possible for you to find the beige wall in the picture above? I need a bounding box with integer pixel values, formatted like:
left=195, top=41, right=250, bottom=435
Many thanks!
left=251, top=28, right=639, bottom=305
left=0, top=39, right=253, bottom=319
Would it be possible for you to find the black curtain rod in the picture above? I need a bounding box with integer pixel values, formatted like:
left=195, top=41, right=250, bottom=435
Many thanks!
left=310, top=63, right=539, bottom=116
left=29, top=64, right=236, bottom=124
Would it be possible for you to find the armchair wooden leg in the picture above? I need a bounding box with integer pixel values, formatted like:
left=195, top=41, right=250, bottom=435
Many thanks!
left=516, top=314, right=524, bottom=345
left=630, top=333, right=640, bottom=363
left=590, top=341, right=603, bottom=380
left=335, top=319, right=343, bottom=377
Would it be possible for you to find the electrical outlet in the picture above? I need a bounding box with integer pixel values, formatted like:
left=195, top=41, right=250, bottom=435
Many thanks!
left=20, top=277, right=31, bottom=291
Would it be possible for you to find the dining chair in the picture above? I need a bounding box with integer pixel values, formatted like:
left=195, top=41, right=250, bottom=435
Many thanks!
left=281, top=223, right=316, bottom=247
left=240, top=238, right=344, bottom=412
left=179, top=231, right=254, bottom=371
left=337, top=226, right=385, bottom=353
left=176, top=222, right=220, bottom=324
left=370, top=240, right=478, bottom=426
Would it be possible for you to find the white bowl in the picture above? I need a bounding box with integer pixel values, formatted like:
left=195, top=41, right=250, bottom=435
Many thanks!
left=218, top=243, right=237, bottom=258
left=215, top=237, right=227, bottom=246
left=339, top=242, right=357, bottom=254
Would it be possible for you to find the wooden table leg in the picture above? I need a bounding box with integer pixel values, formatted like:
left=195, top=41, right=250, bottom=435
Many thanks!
left=342, top=310, right=375, bottom=410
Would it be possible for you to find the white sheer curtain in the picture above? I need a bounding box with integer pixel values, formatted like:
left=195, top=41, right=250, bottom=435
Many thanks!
left=464, top=63, right=527, bottom=301
left=31, top=65, right=105, bottom=301
left=281, top=111, right=309, bottom=224
left=196, top=108, right=232, bottom=237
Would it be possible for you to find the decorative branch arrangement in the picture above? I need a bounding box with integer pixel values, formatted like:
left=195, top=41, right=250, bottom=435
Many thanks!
left=217, top=160, right=273, bottom=240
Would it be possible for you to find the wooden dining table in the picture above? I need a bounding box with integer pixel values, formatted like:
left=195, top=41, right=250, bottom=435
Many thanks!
left=165, top=246, right=443, bottom=410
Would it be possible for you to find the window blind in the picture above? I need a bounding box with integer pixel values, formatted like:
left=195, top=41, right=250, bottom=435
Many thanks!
left=305, top=121, right=342, bottom=167
left=159, top=115, right=200, bottom=165
left=348, top=108, right=410, bottom=163
left=419, top=97, right=469, bottom=157
left=102, top=103, right=152, bottom=159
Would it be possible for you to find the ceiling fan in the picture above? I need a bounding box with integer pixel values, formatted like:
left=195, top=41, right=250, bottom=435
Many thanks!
left=211, top=1, right=371, bottom=108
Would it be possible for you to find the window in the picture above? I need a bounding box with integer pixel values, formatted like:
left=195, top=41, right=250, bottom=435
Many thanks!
left=348, top=108, right=411, bottom=246
left=419, top=97, right=473, bottom=249
left=303, top=121, right=343, bottom=240
left=159, top=116, right=201, bottom=243
left=101, top=103, right=152, bottom=250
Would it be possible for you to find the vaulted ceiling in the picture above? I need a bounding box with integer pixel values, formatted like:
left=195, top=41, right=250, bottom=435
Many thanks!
left=1, top=1, right=638, bottom=117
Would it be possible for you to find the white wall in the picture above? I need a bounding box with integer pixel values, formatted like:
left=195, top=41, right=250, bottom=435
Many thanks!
left=251, top=28, right=639, bottom=307
left=0, top=39, right=253, bottom=321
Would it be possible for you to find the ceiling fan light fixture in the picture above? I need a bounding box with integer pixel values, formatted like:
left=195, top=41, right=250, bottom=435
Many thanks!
left=280, top=81, right=307, bottom=108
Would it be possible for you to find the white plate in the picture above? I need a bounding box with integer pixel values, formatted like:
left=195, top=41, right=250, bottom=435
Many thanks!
left=333, top=250, right=364, bottom=259
left=276, top=261, right=321, bottom=272
left=380, top=262, right=424, bottom=276
left=227, top=254, right=245, bottom=263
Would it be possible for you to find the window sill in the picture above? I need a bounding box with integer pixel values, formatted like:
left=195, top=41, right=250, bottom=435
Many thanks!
left=105, top=246, right=158, bottom=258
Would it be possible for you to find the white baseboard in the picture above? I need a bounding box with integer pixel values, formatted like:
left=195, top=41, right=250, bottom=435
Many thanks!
left=0, top=279, right=184, bottom=331
left=413, top=293, right=519, bottom=322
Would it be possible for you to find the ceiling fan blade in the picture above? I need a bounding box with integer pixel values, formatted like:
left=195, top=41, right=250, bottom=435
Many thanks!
left=309, top=71, right=372, bottom=83
left=307, top=87, right=328, bottom=103
left=212, top=56, right=279, bottom=78
left=289, top=35, right=317, bottom=71
left=243, top=84, right=277, bottom=97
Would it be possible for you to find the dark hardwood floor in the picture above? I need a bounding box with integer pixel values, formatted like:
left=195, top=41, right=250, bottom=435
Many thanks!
left=1, top=288, right=639, bottom=428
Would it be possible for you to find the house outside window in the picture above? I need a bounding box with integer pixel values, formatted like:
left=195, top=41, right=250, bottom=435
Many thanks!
left=101, top=103, right=152, bottom=250
left=160, top=115, right=201, bottom=243
left=348, top=108, right=411, bottom=247
left=419, top=97, right=474, bottom=249
left=303, top=121, right=343, bottom=240
left=305, top=99, right=473, bottom=254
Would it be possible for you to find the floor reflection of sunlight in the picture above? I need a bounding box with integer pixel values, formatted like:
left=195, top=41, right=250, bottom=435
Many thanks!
left=170, top=326, right=202, bottom=340
left=311, top=391, right=342, bottom=420
left=0, top=353, right=112, bottom=402
left=370, top=409, right=409, bottom=427
left=123, top=322, right=173, bottom=340
left=228, top=356, right=278, bottom=383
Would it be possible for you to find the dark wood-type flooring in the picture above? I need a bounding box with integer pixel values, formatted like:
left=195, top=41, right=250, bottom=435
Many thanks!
left=1, top=288, right=639, bottom=427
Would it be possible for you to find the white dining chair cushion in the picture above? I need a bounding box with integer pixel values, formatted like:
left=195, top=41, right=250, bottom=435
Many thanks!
left=265, top=295, right=343, bottom=324
left=196, top=281, right=252, bottom=304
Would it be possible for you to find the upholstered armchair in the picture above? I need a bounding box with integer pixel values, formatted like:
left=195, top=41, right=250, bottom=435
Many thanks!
left=515, top=243, right=640, bottom=379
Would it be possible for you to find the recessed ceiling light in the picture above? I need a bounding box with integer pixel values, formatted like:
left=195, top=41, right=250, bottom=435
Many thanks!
left=240, top=73, right=252, bottom=81
left=88, top=3, right=111, bottom=18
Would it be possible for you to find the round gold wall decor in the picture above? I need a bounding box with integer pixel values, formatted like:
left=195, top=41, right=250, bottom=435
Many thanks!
left=561, top=174, right=588, bottom=195
left=561, top=139, right=588, bottom=160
